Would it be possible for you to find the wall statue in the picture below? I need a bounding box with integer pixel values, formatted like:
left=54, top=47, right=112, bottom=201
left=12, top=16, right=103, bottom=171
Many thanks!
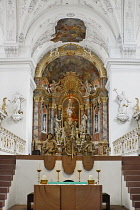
left=113, top=89, right=131, bottom=122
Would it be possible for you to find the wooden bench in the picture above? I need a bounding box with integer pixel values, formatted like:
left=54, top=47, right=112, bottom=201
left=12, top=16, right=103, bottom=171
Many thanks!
left=102, top=193, right=110, bottom=210
left=27, top=192, right=34, bottom=210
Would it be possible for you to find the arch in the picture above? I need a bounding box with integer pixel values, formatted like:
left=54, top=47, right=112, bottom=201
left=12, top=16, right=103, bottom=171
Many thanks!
left=35, top=44, right=107, bottom=78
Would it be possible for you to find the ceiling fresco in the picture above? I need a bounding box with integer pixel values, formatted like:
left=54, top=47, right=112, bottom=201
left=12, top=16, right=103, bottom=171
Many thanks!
left=43, top=55, right=99, bottom=83
left=51, top=18, right=86, bottom=42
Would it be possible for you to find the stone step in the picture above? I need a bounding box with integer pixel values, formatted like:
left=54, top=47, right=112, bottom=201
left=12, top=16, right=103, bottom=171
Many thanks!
left=128, top=187, right=140, bottom=194
left=0, top=175, right=13, bottom=181
left=0, top=169, right=15, bottom=175
left=125, top=175, right=140, bottom=181
left=0, top=155, right=16, bottom=159
left=122, top=165, right=140, bottom=170
left=0, top=159, right=16, bottom=164
left=126, top=181, right=140, bottom=187
left=123, top=170, right=140, bottom=175
left=0, top=200, right=5, bottom=208
left=0, top=193, right=7, bottom=200
left=122, top=158, right=140, bottom=165
left=0, top=181, right=11, bottom=187
left=0, top=187, right=9, bottom=193
left=0, top=164, right=15, bottom=170
left=132, top=201, right=140, bottom=208
left=130, top=194, right=140, bottom=201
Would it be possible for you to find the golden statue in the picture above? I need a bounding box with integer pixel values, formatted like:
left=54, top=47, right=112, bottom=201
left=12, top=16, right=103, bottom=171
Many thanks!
left=43, top=133, right=58, bottom=155
left=1, top=97, right=7, bottom=115
left=81, top=134, right=95, bottom=156
left=61, top=134, right=77, bottom=157
left=134, top=98, right=140, bottom=114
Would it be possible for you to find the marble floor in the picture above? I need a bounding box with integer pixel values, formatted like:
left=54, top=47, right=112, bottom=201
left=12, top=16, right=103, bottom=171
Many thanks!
left=8, top=205, right=128, bottom=210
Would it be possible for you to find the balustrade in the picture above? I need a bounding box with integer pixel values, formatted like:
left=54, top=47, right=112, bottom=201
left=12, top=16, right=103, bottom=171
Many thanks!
left=0, top=126, right=26, bottom=154
left=113, top=128, right=139, bottom=155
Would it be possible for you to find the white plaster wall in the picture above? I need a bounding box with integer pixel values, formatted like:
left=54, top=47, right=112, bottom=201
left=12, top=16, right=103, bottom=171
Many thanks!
left=105, top=60, right=140, bottom=154
left=0, top=60, right=36, bottom=154
left=13, top=160, right=122, bottom=205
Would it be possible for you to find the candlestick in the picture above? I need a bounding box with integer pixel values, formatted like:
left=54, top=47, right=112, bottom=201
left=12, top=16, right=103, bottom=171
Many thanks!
left=96, top=170, right=101, bottom=184
left=37, top=169, right=41, bottom=184
left=56, top=170, right=60, bottom=182
left=77, top=170, right=82, bottom=182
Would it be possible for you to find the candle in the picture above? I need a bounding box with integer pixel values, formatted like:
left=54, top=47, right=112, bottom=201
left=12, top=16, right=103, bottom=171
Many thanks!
left=42, top=175, right=47, bottom=180
left=57, top=161, right=61, bottom=170
left=77, top=161, right=81, bottom=170
left=38, top=163, right=41, bottom=170
left=89, top=175, right=93, bottom=180
left=97, top=161, right=100, bottom=170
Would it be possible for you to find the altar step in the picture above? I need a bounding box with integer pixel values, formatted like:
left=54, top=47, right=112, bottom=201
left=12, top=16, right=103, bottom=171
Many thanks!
left=0, top=156, right=16, bottom=210
left=122, top=157, right=140, bottom=209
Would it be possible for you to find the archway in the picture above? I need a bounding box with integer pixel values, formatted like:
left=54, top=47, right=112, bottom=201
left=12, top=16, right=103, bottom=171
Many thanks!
left=33, top=44, right=108, bottom=155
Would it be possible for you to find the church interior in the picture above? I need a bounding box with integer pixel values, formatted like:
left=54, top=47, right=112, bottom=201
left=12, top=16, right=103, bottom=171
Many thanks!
left=0, top=0, right=140, bottom=210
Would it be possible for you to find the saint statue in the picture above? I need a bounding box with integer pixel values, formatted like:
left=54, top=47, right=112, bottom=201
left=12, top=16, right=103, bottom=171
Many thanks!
left=43, top=133, right=58, bottom=155
left=80, top=113, right=87, bottom=133
left=81, top=134, right=95, bottom=156
left=12, top=92, right=25, bottom=114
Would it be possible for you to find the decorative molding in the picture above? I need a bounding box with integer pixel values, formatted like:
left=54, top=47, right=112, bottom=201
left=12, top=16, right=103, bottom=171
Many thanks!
left=4, top=46, right=18, bottom=58
left=5, top=0, right=16, bottom=42
left=124, top=0, right=135, bottom=42
left=121, top=44, right=137, bottom=58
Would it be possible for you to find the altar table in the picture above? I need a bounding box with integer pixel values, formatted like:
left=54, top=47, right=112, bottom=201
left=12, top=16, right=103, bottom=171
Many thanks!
left=34, top=184, right=102, bottom=210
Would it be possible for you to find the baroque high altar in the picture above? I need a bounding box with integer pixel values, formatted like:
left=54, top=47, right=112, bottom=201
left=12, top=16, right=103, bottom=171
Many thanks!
left=33, top=44, right=109, bottom=156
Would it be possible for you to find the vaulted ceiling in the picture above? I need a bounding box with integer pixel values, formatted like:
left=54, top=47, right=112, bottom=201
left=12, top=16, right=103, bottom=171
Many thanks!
left=0, top=0, right=139, bottom=63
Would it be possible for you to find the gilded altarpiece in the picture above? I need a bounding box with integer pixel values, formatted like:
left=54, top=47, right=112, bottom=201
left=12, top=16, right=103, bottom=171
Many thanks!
left=33, top=48, right=109, bottom=156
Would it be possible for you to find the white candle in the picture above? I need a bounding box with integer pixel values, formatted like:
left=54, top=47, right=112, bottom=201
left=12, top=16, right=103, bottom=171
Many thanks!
left=89, top=175, right=93, bottom=180
left=42, top=175, right=47, bottom=180
left=57, top=161, right=61, bottom=170
left=97, top=161, right=100, bottom=170
left=77, top=161, right=81, bottom=170
left=38, top=163, right=41, bottom=170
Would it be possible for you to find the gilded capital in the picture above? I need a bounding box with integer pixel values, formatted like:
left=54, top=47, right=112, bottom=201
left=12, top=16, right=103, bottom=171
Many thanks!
left=100, top=97, right=108, bottom=104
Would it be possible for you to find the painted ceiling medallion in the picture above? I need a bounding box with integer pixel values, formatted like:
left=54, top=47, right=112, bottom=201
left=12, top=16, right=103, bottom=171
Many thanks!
left=51, top=18, right=86, bottom=42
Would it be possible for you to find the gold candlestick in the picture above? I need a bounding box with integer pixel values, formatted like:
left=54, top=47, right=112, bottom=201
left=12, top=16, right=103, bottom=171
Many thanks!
left=37, top=169, right=41, bottom=184
left=77, top=170, right=82, bottom=182
left=96, top=170, right=101, bottom=184
left=56, top=170, right=60, bottom=182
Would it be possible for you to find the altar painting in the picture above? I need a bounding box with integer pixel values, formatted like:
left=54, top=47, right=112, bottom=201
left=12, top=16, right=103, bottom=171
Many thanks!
left=63, top=98, right=79, bottom=126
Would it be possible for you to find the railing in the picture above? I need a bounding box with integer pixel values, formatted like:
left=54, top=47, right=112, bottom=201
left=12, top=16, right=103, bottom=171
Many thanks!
left=113, top=128, right=139, bottom=156
left=0, top=126, right=26, bottom=155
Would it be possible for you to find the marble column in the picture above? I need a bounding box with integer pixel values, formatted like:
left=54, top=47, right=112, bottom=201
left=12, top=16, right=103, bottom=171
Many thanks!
left=100, top=96, right=108, bottom=141
left=49, top=103, right=56, bottom=134
left=86, top=103, right=92, bottom=135
left=33, top=96, right=44, bottom=143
